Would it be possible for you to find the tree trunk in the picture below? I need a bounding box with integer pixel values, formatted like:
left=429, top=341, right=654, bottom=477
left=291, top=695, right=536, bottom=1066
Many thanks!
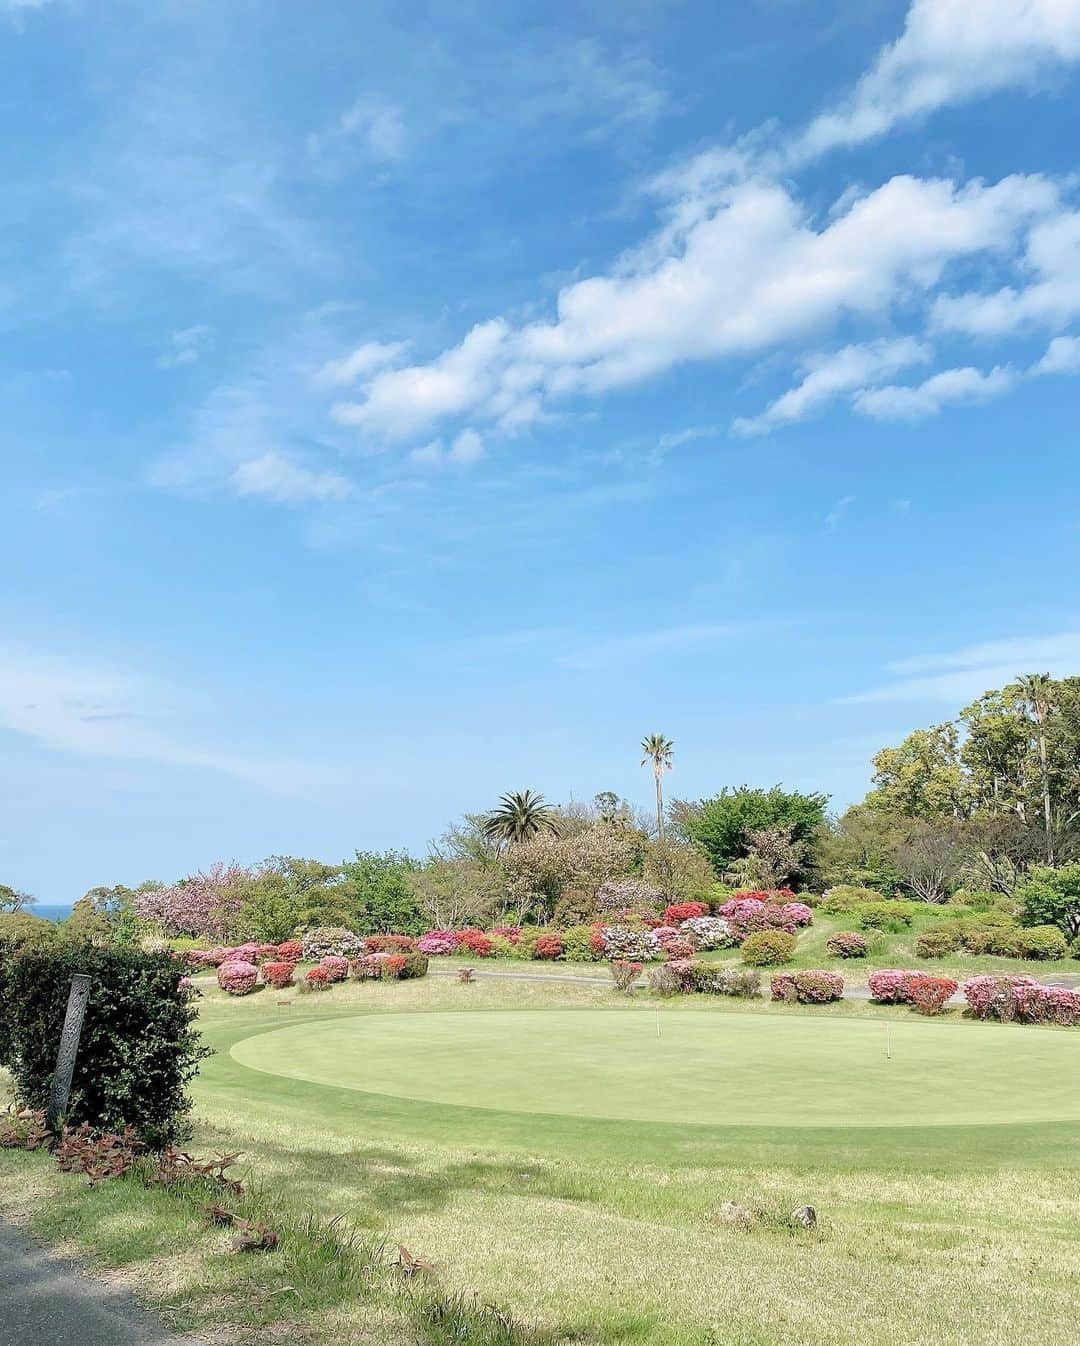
left=1038, top=728, right=1053, bottom=864
left=655, top=770, right=665, bottom=842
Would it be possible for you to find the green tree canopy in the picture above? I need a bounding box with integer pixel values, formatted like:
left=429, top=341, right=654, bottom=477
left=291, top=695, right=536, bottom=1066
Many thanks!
left=679, top=785, right=829, bottom=882
left=340, top=849, right=423, bottom=934
left=0, top=884, right=35, bottom=914
left=1015, top=864, right=1080, bottom=938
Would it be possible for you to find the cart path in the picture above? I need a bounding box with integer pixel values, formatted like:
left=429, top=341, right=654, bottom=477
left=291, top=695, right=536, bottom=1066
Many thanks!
left=0, top=1221, right=205, bottom=1346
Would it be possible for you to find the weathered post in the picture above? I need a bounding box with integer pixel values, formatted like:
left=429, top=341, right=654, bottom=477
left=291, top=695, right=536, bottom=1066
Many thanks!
left=46, top=973, right=91, bottom=1133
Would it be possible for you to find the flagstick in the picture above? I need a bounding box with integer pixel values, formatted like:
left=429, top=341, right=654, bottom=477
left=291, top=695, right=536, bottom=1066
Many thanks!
left=656, top=1007, right=661, bottom=1039
left=885, top=1024, right=892, bottom=1060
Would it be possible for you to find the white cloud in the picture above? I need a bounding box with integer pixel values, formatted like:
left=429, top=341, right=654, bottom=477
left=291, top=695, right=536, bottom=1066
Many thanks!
left=933, top=208, right=1080, bottom=335
left=792, top=0, right=1080, bottom=161
left=732, top=337, right=931, bottom=436
left=408, top=428, right=485, bottom=467
left=230, top=451, right=353, bottom=503
left=853, top=364, right=1016, bottom=420
left=825, top=495, right=856, bottom=530
left=847, top=630, right=1080, bottom=703
left=157, top=324, right=213, bottom=369
left=330, top=173, right=1057, bottom=442
left=338, top=97, right=407, bottom=160
left=318, top=340, right=410, bottom=387
left=1033, top=333, right=1080, bottom=374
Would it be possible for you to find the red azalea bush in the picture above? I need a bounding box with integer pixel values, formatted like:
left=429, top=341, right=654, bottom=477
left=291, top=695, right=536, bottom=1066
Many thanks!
left=363, top=934, right=417, bottom=954
left=380, top=954, right=408, bottom=981
left=663, top=938, right=696, bottom=961
left=319, top=955, right=350, bottom=983
left=255, top=944, right=280, bottom=961
left=610, top=960, right=644, bottom=993
left=771, top=970, right=844, bottom=1003
left=261, top=961, right=295, bottom=989
left=903, top=973, right=958, bottom=1015
left=217, top=960, right=259, bottom=995
left=276, top=939, right=303, bottom=962
left=867, top=969, right=913, bottom=1004
left=663, top=901, right=710, bottom=925
left=534, top=933, right=564, bottom=960
left=825, top=931, right=870, bottom=959
left=305, top=966, right=330, bottom=990
left=349, top=954, right=382, bottom=980
left=456, top=928, right=495, bottom=956
left=206, top=947, right=232, bottom=966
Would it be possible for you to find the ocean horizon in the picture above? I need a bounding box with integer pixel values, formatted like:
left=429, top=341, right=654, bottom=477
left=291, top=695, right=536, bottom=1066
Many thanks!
left=34, top=904, right=74, bottom=922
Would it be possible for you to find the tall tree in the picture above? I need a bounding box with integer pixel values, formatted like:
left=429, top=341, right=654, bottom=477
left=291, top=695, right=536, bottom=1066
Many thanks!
left=482, top=790, right=561, bottom=847
left=0, top=884, right=35, bottom=914
left=1017, top=672, right=1056, bottom=863
left=640, top=734, right=674, bottom=841
left=681, top=785, right=829, bottom=882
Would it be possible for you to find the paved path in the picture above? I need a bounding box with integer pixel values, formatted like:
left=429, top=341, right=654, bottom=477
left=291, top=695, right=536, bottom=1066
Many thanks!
left=0, top=1222, right=203, bottom=1346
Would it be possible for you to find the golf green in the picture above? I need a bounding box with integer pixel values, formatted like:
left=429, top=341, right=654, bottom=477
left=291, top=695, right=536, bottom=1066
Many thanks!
left=230, top=1008, right=1080, bottom=1128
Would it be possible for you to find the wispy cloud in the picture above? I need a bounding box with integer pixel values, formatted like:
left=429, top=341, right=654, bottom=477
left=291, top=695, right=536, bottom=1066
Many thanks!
left=307, top=96, right=408, bottom=172
left=0, top=645, right=333, bottom=792
left=231, top=452, right=354, bottom=503
left=846, top=631, right=1080, bottom=703
left=824, top=494, right=855, bottom=530
left=853, top=364, right=1016, bottom=421
left=557, top=623, right=744, bottom=671
left=157, top=324, right=213, bottom=369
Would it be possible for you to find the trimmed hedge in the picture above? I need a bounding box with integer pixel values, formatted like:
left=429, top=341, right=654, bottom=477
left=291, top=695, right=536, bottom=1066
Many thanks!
left=1, top=945, right=209, bottom=1147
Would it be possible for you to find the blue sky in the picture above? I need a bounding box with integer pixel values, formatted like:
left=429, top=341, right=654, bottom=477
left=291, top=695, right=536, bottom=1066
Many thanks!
left=3, top=0, right=1080, bottom=901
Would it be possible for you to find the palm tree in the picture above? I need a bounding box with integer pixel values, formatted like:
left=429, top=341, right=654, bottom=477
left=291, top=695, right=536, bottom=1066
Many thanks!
left=1017, top=672, right=1056, bottom=863
left=482, top=790, right=561, bottom=847
left=640, top=734, right=674, bottom=841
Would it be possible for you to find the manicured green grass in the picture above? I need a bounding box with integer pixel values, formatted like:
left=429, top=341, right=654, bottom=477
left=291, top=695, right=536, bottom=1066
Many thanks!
left=4, top=976, right=1080, bottom=1346
left=231, top=1005, right=1080, bottom=1127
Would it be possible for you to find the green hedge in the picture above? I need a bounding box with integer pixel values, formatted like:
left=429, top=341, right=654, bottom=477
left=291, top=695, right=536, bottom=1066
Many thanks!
left=2, top=945, right=209, bottom=1147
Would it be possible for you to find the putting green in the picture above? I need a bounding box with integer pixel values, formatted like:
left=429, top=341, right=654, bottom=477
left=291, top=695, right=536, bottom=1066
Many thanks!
left=230, top=1008, right=1080, bottom=1128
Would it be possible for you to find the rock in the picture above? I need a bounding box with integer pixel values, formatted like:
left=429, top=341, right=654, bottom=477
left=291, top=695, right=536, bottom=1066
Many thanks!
left=791, top=1204, right=817, bottom=1229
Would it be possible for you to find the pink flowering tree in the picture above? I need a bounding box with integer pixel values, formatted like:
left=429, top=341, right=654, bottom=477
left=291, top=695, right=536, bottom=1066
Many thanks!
left=136, top=861, right=251, bottom=940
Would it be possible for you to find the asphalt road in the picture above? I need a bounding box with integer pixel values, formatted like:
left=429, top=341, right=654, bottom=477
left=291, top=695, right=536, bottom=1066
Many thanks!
left=0, top=1222, right=202, bottom=1346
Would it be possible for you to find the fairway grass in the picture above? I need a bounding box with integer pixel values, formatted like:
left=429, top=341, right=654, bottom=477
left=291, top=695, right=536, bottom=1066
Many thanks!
left=231, top=1006, right=1080, bottom=1127
left=4, top=976, right=1079, bottom=1346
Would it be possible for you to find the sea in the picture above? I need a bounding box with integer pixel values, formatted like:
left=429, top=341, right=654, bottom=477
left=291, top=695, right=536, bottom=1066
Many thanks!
left=34, top=904, right=75, bottom=923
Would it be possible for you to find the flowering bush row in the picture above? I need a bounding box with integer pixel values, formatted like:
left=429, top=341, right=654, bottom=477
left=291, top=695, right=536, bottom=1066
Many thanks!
left=867, top=968, right=958, bottom=1015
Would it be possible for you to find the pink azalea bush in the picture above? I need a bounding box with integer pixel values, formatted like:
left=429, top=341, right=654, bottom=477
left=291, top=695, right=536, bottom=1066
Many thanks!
left=867, top=969, right=913, bottom=1004
left=319, top=955, right=350, bottom=983
left=418, top=930, right=460, bottom=956
left=717, top=897, right=803, bottom=939
left=216, top=960, right=259, bottom=995
left=962, top=974, right=1080, bottom=1026
left=784, top=902, right=814, bottom=928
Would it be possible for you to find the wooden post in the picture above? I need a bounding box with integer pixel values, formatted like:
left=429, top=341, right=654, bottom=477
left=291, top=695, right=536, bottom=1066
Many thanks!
left=46, top=974, right=91, bottom=1132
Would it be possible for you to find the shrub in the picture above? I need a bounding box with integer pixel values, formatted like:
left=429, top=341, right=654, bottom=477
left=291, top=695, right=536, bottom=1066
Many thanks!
left=348, top=955, right=382, bottom=980
left=533, top=932, right=564, bottom=960
left=672, top=962, right=761, bottom=997
left=486, top=934, right=517, bottom=959
left=856, top=901, right=914, bottom=932
left=771, top=970, right=844, bottom=1004
left=276, top=939, right=303, bottom=962
left=417, top=930, right=460, bottom=956
left=455, top=929, right=494, bottom=957
left=600, top=926, right=662, bottom=961
left=1071, top=935, right=1080, bottom=959
left=4, top=946, right=209, bottom=1147
left=561, top=925, right=604, bottom=962
left=609, top=960, right=643, bottom=994
left=647, top=963, right=681, bottom=996
left=260, top=960, right=295, bottom=989
left=379, top=954, right=408, bottom=980
left=1015, top=863, right=1080, bottom=939
left=255, top=944, right=280, bottom=961
left=663, top=938, right=696, bottom=960
left=363, top=934, right=418, bottom=954
left=663, top=901, right=710, bottom=925
left=491, top=925, right=521, bottom=943
left=915, top=929, right=960, bottom=958
left=319, top=955, right=350, bottom=983
left=903, top=973, right=958, bottom=1015
left=217, top=960, right=259, bottom=995
left=825, top=930, right=869, bottom=958
left=783, top=902, right=814, bottom=928
left=820, top=885, right=881, bottom=914
left=596, top=878, right=663, bottom=916
left=302, top=927, right=364, bottom=960
left=959, top=973, right=1080, bottom=1025
left=1009, top=925, right=1069, bottom=960
left=399, top=952, right=429, bottom=979
left=304, top=967, right=331, bottom=989
left=740, top=930, right=796, bottom=966
left=867, top=969, right=914, bottom=1003
left=678, top=916, right=735, bottom=950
